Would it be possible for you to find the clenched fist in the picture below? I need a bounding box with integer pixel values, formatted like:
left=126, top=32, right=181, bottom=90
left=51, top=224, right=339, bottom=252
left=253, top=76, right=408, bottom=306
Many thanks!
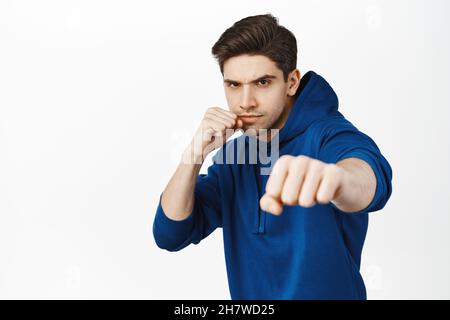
left=260, top=155, right=347, bottom=215
left=183, top=107, right=243, bottom=164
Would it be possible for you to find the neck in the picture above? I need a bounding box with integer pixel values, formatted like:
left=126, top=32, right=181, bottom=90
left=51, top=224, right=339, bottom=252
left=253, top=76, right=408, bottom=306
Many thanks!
left=257, top=95, right=295, bottom=142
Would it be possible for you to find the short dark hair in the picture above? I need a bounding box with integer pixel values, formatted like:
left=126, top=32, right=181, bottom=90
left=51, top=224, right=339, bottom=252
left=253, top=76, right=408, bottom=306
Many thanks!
left=211, top=13, right=298, bottom=83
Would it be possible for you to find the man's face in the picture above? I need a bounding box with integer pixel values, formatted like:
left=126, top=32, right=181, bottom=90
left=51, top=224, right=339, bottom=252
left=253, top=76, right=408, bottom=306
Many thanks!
left=223, top=54, right=300, bottom=135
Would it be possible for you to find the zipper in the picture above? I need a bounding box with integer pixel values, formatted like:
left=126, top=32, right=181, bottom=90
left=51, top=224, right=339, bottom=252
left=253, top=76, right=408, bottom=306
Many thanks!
left=253, top=139, right=274, bottom=235
left=247, top=134, right=272, bottom=235
left=253, top=162, right=266, bottom=234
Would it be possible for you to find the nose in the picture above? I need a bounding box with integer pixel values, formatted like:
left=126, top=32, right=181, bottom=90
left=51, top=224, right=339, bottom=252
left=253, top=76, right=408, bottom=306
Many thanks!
left=239, top=84, right=257, bottom=111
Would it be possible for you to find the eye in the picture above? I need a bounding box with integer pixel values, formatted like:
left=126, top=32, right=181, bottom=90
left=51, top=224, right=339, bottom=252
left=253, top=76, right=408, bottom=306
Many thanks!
left=257, top=79, right=271, bottom=86
left=227, top=82, right=239, bottom=88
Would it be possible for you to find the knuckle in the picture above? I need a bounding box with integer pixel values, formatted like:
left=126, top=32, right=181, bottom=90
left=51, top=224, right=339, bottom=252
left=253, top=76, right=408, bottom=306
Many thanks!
left=316, top=192, right=330, bottom=204
left=308, top=159, right=322, bottom=170
left=278, top=155, right=294, bottom=165
left=298, top=195, right=315, bottom=208
left=293, top=156, right=307, bottom=167
left=299, top=200, right=314, bottom=208
left=296, top=155, right=310, bottom=162
left=324, top=163, right=342, bottom=178
left=325, top=163, right=338, bottom=172
left=281, top=193, right=297, bottom=205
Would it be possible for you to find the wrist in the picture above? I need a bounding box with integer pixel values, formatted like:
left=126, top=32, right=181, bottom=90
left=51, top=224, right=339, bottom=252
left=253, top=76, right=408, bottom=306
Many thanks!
left=181, top=144, right=204, bottom=165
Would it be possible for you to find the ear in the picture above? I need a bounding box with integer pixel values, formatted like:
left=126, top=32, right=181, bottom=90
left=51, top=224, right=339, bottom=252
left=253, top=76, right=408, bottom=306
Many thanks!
left=287, top=69, right=301, bottom=97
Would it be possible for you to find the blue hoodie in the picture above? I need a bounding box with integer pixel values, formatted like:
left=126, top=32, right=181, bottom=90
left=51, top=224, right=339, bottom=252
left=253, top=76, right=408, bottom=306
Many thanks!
left=153, top=71, right=393, bottom=300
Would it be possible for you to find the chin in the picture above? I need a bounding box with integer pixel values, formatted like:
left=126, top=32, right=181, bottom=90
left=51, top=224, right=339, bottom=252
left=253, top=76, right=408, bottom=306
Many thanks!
left=242, top=124, right=270, bottom=136
left=242, top=124, right=261, bottom=132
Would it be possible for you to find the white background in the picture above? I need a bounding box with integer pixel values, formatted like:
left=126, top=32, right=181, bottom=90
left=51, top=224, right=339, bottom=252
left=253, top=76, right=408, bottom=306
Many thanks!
left=0, top=0, right=449, bottom=299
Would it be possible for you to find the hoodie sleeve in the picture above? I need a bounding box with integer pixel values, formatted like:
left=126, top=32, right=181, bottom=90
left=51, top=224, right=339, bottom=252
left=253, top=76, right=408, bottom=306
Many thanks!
left=317, top=116, right=393, bottom=214
left=152, top=155, right=223, bottom=252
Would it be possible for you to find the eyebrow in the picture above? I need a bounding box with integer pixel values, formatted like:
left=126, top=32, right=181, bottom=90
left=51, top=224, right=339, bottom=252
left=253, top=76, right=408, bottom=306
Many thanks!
left=223, top=74, right=277, bottom=85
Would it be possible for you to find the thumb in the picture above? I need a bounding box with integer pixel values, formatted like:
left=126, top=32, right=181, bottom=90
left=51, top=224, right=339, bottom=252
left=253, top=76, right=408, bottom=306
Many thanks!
left=235, top=119, right=243, bottom=129
left=260, top=194, right=283, bottom=216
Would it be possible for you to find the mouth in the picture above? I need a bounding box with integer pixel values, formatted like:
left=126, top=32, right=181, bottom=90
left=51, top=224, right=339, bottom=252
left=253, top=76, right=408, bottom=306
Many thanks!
left=238, top=114, right=263, bottom=123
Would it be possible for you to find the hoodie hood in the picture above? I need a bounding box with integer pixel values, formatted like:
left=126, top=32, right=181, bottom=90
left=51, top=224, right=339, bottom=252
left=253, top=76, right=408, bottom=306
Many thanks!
left=277, top=70, right=339, bottom=145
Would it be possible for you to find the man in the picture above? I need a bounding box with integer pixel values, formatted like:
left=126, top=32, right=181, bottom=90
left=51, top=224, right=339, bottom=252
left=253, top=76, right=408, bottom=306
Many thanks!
left=152, top=14, right=393, bottom=299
